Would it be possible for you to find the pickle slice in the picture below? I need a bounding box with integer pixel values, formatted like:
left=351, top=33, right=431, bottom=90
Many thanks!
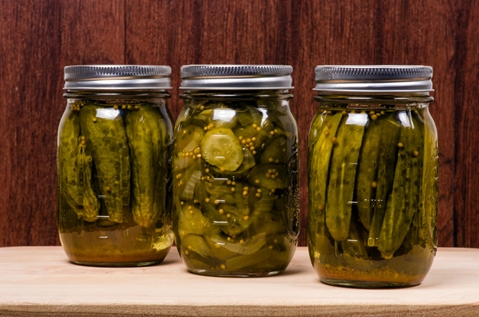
left=200, top=128, right=244, bottom=171
left=181, top=234, right=214, bottom=259
left=260, top=136, right=288, bottom=164
left=176, top=125, right=204, bottom=155
left=177, top=203, right=220, bottom=237
left=247, top=163, right=289, bottom=189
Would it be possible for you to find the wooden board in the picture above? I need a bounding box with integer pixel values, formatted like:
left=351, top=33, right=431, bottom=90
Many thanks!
left=0, top=247, right=478, bottom=316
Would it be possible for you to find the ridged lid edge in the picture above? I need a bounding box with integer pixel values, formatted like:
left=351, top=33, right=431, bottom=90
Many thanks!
left=314, top=65, right=433, bottom=93
left=180, top=64, right=293, bottom=90
left=63, top=65, right=172, bottom=90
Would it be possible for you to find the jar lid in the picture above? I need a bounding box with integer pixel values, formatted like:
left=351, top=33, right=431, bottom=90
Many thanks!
left=63, top=65, right=172, bottom=90
left=180, top=65, right=293, bottom=90
left=314, top=65, right=433, bottom=93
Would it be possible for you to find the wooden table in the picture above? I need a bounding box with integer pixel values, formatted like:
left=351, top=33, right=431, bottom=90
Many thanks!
left=0, top=247, right=478, bottom=316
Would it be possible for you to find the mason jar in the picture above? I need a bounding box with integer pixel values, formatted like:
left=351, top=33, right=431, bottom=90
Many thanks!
left=307, top=65, right=438, bottom=287
left=173, top=65, right=299, bottom=277
left=58, top=65, right=174, bottom=266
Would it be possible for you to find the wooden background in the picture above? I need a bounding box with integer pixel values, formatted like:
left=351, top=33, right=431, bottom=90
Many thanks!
left=0, top=0, right=477, bottom=248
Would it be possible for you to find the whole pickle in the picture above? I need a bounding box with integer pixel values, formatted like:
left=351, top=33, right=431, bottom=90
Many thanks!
left=326, top=112, right=367, bottom=242
left=378, top=112, right=424, bottom=259
left=125, top=105, right=168, bottom=228
left=421, top=108, right=439, bottom=252
left=77, top=137, right=100, bottom=222
left=79, top=105, right=130, bottom=224
left=58, top=108, right=83, bottom=215
left=355, top=116, right=383, bottom=231
left=367, top=114, right=401, bottom=247
left=308, top=112, right=342, bottom=246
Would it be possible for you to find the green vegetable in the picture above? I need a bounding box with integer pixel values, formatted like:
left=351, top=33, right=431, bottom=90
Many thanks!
left=225, top=247, right=273, bottom=271
left=247, top=163, right=289, bottom=190
left=77, top=139, right=100, bottom=222
left=175, top=125, right=204, bottom=156
left=201, top=127, right=244, bottom=171
left=378, top=112, right=424, bottom=259
left=326, top=112, right=367, bottom=242
left=367, top=114, right=401, bottom=247
left=209, top=148, right=256, bottom=179
left=341, top=219, right=368, bottom=259
left=307, top=104, right=437, bottom=287
left=308, top=112, right=342, bottom=243
left=173, top=97, right=298, bottom=275
left=260, top=136, right=288, bottom=164
left=58, top=101, right=174, bottom=266
left=58, top=110, right=83, bottom=215
left=181, top=234, right=213, bottom=258
left=177, top=203, right=220, bottom=236
left=80, top=105, right=130, bottom=223
left=125, top=106, right=167, bottom=227
left=355, top=116, right=383, bottom=230
left=421, top=108, right=439, bottom=251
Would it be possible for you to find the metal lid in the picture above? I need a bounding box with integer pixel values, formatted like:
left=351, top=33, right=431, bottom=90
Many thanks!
left=314, top=65, right=433, bottom=93
left=180, top=65, right=293, bottom=90
left=64, top=65, right=172, bottom=90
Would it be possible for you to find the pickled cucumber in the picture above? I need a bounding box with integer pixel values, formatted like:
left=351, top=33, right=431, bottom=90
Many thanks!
left=377, top=112, right=424, bottom=259
left=355, top=117, right=383, bottom=230
left=58, top=109, right=83, bottom=215
left=307, top=112, right=342, bottom=246
left=260, top=136, right=288, bottom=164
left=125, top=106, right=168, bottom=227
left=308, top=105, right=437, bottom=287
left=173, top=97, right=298, bottom=275
left=367, top=114, right=401, bottom=246
left=79, top=105, right=130, bottom=223
left=201, top=128, right=244, bottom=171
left=77, top=139, right=100, bottom=222
left=58, top=100, right=174, bottom=265
left=326, top=112, right=367, bottom=242
left=421, top=108, right=439, bottom=252
left=247, top=163, right=289, bottom=190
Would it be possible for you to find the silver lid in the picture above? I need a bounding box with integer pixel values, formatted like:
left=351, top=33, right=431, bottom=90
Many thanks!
left=180, top=65, right=293, bottom=90
left=64, top=65, right=172, bottom=90
left=314, top=65, right=433, bottom=93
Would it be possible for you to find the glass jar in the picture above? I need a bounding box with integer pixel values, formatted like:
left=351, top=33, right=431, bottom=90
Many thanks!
left=173, top=65, right=299, bottom=277
left=58, top=65, right=174, bottom=266
left=307, top=65, right=438, bottom=287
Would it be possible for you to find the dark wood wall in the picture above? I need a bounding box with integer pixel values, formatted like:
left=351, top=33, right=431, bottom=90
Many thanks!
left=0, top=0, right=477, bottom=247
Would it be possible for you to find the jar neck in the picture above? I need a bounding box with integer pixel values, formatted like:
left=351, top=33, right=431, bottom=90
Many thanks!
left=314, top=93, right=433, bottom=104
left=63, top=90, right=171, bottom=100
left=180, top=90, right=293, bottom=101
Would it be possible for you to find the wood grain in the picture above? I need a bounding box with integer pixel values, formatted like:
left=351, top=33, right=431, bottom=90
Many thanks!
left=1, top=247, right=479, bottom=316
left=0, top=0, right=477, bottom=247
left=453, top=0, right=479, bottom=247
left=0, top=0, right=125, bottom=246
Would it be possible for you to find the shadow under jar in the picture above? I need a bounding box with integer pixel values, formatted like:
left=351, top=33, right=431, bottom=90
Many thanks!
left=58, top=65, right=174, bottom=266
left=307, top=65, right=438, bottom=288
left=174, top=65, right=300, bottom=277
